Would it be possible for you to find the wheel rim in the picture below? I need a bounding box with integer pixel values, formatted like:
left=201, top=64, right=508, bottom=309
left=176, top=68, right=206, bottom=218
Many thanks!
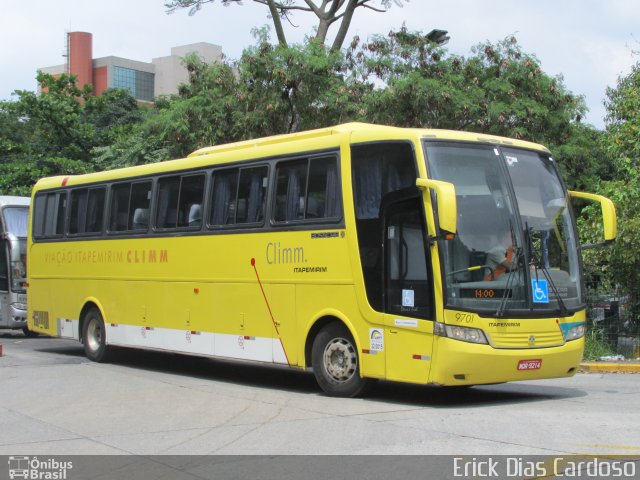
left=323, top=336, right=357, bottom=382
left=86, top=316, right=102, bottom=353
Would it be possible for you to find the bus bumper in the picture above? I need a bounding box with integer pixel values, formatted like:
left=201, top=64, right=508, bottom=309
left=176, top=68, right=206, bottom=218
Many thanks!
left=429, top=336, right=584, bottom=386
left=3, top=303, right=28, bottom=329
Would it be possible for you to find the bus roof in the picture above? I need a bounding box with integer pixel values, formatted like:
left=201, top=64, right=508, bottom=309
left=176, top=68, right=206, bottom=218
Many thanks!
left=32, top=123, right=550, bottom=191
left=0, top=196, right=30, bottom=207
left=189, top=122, right=549, bottom=157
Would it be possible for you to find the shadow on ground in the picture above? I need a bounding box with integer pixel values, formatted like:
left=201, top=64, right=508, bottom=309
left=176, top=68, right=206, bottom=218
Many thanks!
left=19, top=338, right=587, bottom=408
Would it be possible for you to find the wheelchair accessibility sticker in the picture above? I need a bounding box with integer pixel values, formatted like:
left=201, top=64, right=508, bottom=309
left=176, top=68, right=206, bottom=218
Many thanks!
left=531, top=279, right=549, bottom=303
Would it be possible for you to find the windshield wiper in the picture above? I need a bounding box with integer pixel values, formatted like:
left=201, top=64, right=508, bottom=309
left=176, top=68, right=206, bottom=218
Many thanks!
left=495, top=223, right=524, bottom=318
left=494, top=245, right=524, bottom=318
left=524, top=223, right=568, bottom=316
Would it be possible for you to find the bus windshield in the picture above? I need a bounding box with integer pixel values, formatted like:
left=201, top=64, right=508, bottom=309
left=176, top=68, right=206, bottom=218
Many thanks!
left=3, top=206, right=29, bottom=294
left=3, top=207, right=29, bottom=237
left=425, top=142, right=582, bottom=315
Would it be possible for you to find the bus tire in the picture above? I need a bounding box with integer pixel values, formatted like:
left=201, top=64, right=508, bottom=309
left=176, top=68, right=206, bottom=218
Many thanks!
left=82, top=307, right=110, bottom=362
left=22, top=327, right=38, bottom=338
left=311, top=322, right=372, bottom=397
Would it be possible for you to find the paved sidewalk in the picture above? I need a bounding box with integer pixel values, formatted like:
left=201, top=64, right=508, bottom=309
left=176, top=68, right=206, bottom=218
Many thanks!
left=579, top=360, right=640, bottom=373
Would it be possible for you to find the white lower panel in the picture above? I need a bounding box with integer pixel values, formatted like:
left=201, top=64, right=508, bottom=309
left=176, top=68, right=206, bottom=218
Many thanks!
left=58, top=318, right=80, bottom=340
left=216, top=333, right=272, bottom=363
left=104, top=324, right=287, bottom=365
left=273, top=338, right=289, bottom=364
left=176, top=329, right=214, bottom=356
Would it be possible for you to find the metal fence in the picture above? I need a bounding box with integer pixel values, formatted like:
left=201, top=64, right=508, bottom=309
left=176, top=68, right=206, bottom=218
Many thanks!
left=585, top=273, right=640, bottom=359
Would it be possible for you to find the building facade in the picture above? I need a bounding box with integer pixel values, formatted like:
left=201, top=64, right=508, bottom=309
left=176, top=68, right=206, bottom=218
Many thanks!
left=39, top=32, right=222, bottom=102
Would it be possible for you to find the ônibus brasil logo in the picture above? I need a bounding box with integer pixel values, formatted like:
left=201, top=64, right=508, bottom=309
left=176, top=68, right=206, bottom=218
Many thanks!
left=8, top=456, right=73, bottom=480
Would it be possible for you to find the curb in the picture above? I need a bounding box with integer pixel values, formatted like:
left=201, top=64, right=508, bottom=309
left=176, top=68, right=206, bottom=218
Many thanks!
left=579, top=362, right=640, bottom=374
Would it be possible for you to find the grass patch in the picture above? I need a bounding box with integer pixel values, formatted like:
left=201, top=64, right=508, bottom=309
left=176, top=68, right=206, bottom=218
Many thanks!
left=583, top=326, right=617, bottom=361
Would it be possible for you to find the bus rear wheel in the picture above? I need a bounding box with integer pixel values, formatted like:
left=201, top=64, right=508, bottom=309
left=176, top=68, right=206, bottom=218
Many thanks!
left=311, top=322, right=372, bottom=397
left=82, top=307, right=110, bottom=362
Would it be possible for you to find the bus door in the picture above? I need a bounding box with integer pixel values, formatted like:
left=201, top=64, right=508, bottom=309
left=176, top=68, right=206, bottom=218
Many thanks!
left=382, top=193, right=435, bottom=383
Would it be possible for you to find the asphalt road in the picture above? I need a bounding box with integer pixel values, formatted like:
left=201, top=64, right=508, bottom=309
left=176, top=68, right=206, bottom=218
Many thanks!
left=1, top=330, right=640, bottom=456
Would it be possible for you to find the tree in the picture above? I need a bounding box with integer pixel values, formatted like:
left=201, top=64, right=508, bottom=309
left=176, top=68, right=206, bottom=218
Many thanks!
left=135, top=36, right=363, bottom=149
left=0, top=72, right=147, bottom=194
left=9, top=72, right=96, bottom=161
left=589, top=59, right=640, bottom=320
left=353, top=30, right=586, bottom=150
left=165, top=0, right=407, bottom=50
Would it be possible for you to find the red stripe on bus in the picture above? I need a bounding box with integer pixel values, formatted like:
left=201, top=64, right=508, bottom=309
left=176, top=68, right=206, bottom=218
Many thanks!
left=251, top=258, right=290, bottom=365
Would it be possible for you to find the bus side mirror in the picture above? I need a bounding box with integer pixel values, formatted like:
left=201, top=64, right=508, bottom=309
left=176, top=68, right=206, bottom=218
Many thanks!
left=416, top=178, right=457, bottom=235
left=569, top=190, right=617, bottom=245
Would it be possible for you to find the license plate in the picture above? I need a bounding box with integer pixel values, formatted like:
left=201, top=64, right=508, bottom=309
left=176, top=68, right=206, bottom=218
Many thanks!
left=518, top=359, right=542, bottom=371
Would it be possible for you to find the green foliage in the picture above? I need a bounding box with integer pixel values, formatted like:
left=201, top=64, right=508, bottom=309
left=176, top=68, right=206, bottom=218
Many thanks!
left=579, top=64, right=640, bottom=321
left=91, top=124, right=172, bottom=170
left=0, top=157, right=92, bottom=196
left=0, top=72, right=145, bottom=195
left=583, top=326, right=616, bottom=361
left=15, top=72, right=98, bottom=159
left=552, top=124, right=611, bottom=191
left=354, top=30, right=586, bottom=149
left=236, top=39, right=359, bottom=133
left=82, top=88, right=143, bottom=139
left=139, top=40, right=361, bottom=158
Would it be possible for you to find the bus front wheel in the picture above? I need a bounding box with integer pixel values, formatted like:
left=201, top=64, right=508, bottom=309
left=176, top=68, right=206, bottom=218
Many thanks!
left=82, top=307, right=110, bottom=362
left=311, top=322, right=372, bottom=397
left=22, top=327, right=38, bottom=338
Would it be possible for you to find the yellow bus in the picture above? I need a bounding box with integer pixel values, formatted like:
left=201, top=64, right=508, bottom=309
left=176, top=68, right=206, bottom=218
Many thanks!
left=27, top=123, right=616, bottom=397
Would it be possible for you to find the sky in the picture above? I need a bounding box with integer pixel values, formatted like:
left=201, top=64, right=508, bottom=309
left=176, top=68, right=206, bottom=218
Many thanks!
left=1, top=0, right=639, bottom=130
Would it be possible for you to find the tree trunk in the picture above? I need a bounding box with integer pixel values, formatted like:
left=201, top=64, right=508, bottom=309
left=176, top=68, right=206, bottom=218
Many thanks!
left=265, top=0, right=288, bottom=47
left=315, top=17, right=331, bottom=45
left=330, top=0, right=358, bottom=51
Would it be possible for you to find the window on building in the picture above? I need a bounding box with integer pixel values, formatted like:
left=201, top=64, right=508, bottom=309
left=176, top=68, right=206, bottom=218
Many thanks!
left=113, top=66, right=136, bottom=97
left=113, top=66, right=154, bottom=102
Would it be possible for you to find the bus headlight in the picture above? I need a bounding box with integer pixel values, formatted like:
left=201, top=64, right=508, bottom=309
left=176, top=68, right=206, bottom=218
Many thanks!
left=434, top=322, right=488, bottom=344
left=565, top=324, right=585, bottom=341
left=11, top=260, right=26, bottom=292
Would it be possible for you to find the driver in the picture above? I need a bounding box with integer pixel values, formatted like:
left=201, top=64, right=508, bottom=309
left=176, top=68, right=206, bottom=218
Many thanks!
left=484, top=230, right=516, bottom=280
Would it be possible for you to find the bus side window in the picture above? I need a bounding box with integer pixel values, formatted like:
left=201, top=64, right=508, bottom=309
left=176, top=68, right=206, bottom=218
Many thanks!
left=274, top=156, right=340, bottom=223
left=177, top=174, right=205, bottom=228
left=275, top=160, right=307, bottom=222
left=34, top=192, right=67, bottom=238
left=33, top=195, right=46, bottom=238
left=156, top=176, right=180, bottom=229
left=69, top=189, right=88, bottom=234
left=128, top=182, right=152, bottom=231
left=110, top=184, right=131, bottom=232
left=236, top=167, right=267, bottom=224
left=86, top=188, right=106, bottom=234
left=307, top=157, right=339, bottom=219
left=210, top=169, right=239, bottom=226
